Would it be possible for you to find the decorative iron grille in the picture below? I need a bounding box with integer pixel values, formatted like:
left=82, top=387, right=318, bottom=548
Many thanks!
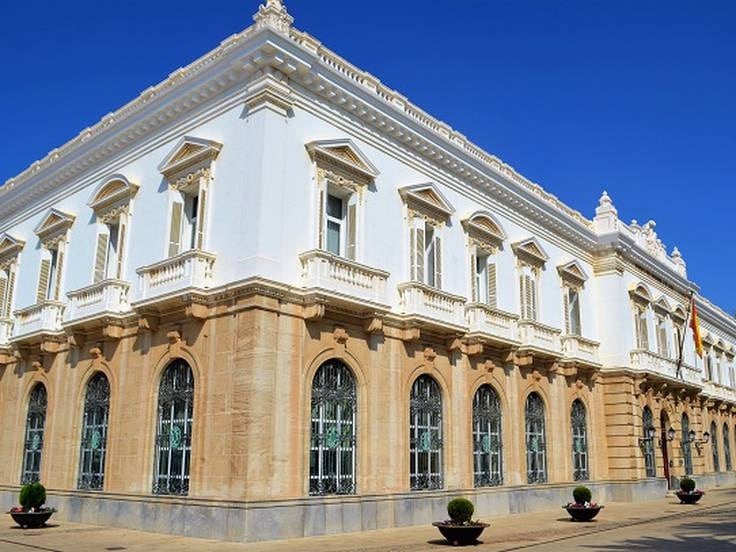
left=711, top=421, right=720, bottom=472
left=410, top=375, right=443, bottom=490
left=472, top=385, right=502, bottom=487
left=642, top=407, right=656, bottom=477
left=525, top=393, right=547, bottom=483
left=78, top=372, right=110, bottom=490
left=309, top=359, right=356, bottom=495
left=21, top=384, right=47, bottom=484
left=571, top=399, right=589, bottom=481
left=681, top=413, right=693, bottom=475
left=153, top=360, right=194, bottom=495
left=723, top=423, right=732, bottom=471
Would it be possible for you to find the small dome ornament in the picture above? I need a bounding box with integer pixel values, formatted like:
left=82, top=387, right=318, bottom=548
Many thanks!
left=253, top=0, right=293, bottom=34
left=595, top=190, right=618, bottom=217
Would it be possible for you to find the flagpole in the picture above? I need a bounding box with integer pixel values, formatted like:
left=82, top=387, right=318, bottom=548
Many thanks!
left=675, top=290, right=694, bottom=380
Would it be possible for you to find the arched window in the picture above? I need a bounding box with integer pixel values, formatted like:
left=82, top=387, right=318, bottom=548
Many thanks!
left=723, top=423, right=732, bottom=471
left=153, top=360, right=194, bottom=495
left=410, top=375, right=443, bottom=490
left=681, top=413, right=693, bottom=475
left=525, top=393, right=546, bottom=483
left=309, top=359, right=356, bottom=495
left=571, top=400, right=589, bottom=481
left=642, top=407, right=656, bottom=477
left=78, top=373, right=110, bottom=490
left=21, top=384, right=47, bottom=484
left=711, top=421, right=720, bottom=472
left=472, top=385, right=502, bottom=487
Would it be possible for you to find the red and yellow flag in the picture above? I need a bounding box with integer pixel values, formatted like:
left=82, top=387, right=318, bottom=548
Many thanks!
left=690, top=296, right=704, bottom=358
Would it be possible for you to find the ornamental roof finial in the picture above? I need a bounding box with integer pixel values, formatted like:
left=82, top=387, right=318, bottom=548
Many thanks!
left=595, top=190, right=617, bottom=217
left=254, top=0, right=293, bottom=34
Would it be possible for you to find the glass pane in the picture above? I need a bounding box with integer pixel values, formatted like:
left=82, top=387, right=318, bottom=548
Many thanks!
left=326, top=194, right=343, bottom=218
left=326, top=221, right=340, bottom=255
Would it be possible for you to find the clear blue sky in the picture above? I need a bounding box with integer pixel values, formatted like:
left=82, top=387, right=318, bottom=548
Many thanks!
left=2, top=1, right=734, bottom=312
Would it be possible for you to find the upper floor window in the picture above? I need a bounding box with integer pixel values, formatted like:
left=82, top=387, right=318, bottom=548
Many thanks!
left=558, top=261, right=587, bottom=336
left=399, top=183, right=454, bottom=289
left=158, top=137, right=222, bottom=257
left=513, top=238, right=548, bottom=322
left=0, top=234, right=24, bottom=319
left=630, top=284, right=653, bottom=350
left=655, top=314, right=669, bottom=357
left=462, top=211, right=505, bottom=308
left=307, top=139, right=379, bottom=262
left=33, top=209, right=75, bottom=303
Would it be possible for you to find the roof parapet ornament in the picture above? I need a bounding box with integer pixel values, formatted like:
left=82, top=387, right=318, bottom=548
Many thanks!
left=253, top=0, right=293, bottom=34
left=593, top=190, right=619, bottom=234
left=671, top=246, right=687, bottom=277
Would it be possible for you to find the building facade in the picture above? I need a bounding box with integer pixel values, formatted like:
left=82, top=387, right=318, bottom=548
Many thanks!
left=0, top=0, right=735, bottom=542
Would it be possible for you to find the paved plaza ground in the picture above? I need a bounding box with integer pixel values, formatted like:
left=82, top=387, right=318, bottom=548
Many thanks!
left=1, top=488, right=735, bottom=551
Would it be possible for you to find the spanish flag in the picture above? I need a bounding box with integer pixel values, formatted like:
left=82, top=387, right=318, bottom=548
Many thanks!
left=690, top=296, right=704, bottom=358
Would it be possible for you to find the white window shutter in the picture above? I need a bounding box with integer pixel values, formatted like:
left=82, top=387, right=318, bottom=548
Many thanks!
left=470, top=253, right=477, bottom=302
left=346, top=202, right=357, bottom=260
left=434, top=234, right=442, bottom=289
left=563, top=290, right=571, bottom=334
left=116, top=222, right=127, bottom=280
left=527, top=273, right=537, bottom=320
left=317, top=189, right=325, bottom=250
left=487, top=262, right=497, bottom=308
left=0, top=277, right=6, bottom=319
left=94, top=233, right=109, bottom=283
left=414, top=225, right=425, bottom=282
left=37, top=259, right=51, bottom=302
left=168, top=202, right=183, bottom=258
left=519, top=272, right=526, bottom=319
left=4, top=269, right=15, bottom=318
left=195, top=188, right=207, bottom=250
left=53, top=250, right=64, bottom=301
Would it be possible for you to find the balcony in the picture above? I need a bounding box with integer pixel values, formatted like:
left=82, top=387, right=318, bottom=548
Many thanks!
left=560, top=334, right=601, bottom=368
left=517, top=320, right=562, bottom=358
left=0, top=318, right=12, bottom=347
left=630, top=349, right=702, bottom=388
left=66, top=279, right=131, bottom=326
left=465, top=303, right=519, bottom=347
left=397, top=282, right=466, bottom=331
left=135, top=249, right=215, bottom=306
left=12, top=301, right=65, bottom=342
left=299, top=250, right=390, bottom=309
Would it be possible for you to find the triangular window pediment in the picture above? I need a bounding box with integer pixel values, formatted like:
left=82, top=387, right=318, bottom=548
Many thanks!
left=0, top=234, right=25, bottom=263
left=158, top=136, right=222, bottom=180
left=399, top=182, right=455, bottom=223
left=34, top=208, right=75, bottom=241
left=557, top=260, right=587, bottom=286
left=306, top=139, right=379, bottom=182
left=512, top=237, right=549, bottom=267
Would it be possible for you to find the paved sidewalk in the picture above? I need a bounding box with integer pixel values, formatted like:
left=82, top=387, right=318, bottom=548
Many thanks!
left=1, top=489, right=735, bottom=551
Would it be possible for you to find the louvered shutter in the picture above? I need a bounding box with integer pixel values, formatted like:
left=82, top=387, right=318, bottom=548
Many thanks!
left=346, top=202, right=357, bottom=260
left=528, top=274, right=537, bottom=320
left=519, top=272, right=526, bottom=319
left=0, top=277, right=6, bottom=319
left=195, top=188, right=207, bottom=250
left=5, top=269, right=15, bottom=318
left=563, top=290, right=571, bottom=334
left=415, top=225, right=425, bottom=283
left=168, top=202, right=183, bottom=257
left=487, top=262, right=497, bottom=308
left=470, top=253, right=477, bottom=302
left=37, top=259, right=51, bottom=302
left=53, top=250, right=64, bottom=301
left=116, top=222, right=127, bottom=279
left=94, top=233, right=109, bottom=283
left=434, top=234, right=442, bottom=289
left=317, top=189, right=325, bottom=249
left=640, top=312, right=649, bottom=350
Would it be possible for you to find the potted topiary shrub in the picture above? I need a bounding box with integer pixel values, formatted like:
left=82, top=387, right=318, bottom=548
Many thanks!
left=563, top=485, right=604, bottom=521
left=432, top=497, right=489, bottom=546
left=676, top=477, right=704, bottom=504
left=7, top=483, right=56, bottom=528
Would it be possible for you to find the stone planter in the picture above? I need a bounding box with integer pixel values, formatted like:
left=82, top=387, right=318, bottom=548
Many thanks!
left=8, top=509, right=55, bottom=528
left=676, top=491, right=704, bottom=504
left=564, top=505, right=603, bottom=521
left=432, top=521, right=489, bottom=545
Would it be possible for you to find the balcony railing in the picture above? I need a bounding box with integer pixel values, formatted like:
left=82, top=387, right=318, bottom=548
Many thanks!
left=518, top=320, right=562, bottom=357
left=136, top=249, right=215, bottom=302
left=466, top=303, right=519, bottom=345
left=561, top=334, right=601, bottom=366
left=12, top=301, right=65, bottom=340
left=0, top=318, right=13, bottom=347
left=397, top=282, right=466, bottom=329
left=299, top=250, right=389, bottom=307
left=66, top=279, right=131, bottom=323
left=630, top=349, right=702, bottom=387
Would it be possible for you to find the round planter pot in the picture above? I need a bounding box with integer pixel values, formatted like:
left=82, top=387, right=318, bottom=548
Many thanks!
left=432, top=521, right=489, bottom=546
left=676, top=491, right=704, bottom=504
left=564, top=505, right=603, bottom=521
left=8, top=510, right=55, bottom=528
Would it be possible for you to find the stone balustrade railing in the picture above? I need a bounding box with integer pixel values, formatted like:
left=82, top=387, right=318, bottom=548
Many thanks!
left=466, top=303, right=519, bottom=345
left=13, top=301, right=65, bottom=339
left=136, top=249, right=215, bottom=301
left=561, top=334, right=601, bottom=366
left=518, top=320, right=562, bottom=356
left=397, top=282, right=467, bottom=329
left=67, top=279, right=131, bottom=322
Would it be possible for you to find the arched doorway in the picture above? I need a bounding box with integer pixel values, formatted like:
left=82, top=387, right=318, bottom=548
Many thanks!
left=660, top=409, right=671, bottom=488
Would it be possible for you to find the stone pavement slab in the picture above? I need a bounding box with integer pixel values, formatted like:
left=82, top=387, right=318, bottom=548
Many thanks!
left=0, top=489, right=735, bottom=551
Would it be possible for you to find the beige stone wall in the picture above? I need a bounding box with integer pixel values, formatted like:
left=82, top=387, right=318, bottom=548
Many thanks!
left=0, top=296, right=733, bottom=503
